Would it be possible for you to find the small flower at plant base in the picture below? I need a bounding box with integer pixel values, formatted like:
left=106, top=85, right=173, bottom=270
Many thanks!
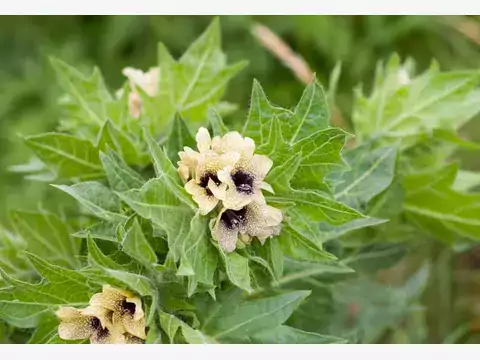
left=56, top=306, right=125, bottom=344
left=122, top=67, right=160, bottom=97
left=89, top=285, right=147, bottom=340
left=212, top=201, right=283, bottom=252
left=185, top=151, right=239, bottom=215
left=217, top=154, right=274, bottom=211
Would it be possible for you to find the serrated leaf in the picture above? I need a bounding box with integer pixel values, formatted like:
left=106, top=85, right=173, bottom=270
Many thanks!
left=50, top=58, right=113, bottom=139
left=144, top=130, right=195, bottom=208
left=100, top=148, right=145, bottom=192
left=288, top=77, right=330, bottom=143
left=73, top=221, right=118, bottom=242
left=181, top=323, right=216, bottom=344
left=278, top=225, right=334, bottom=262
left=24, top=133, right=104, bottom=181
left=87, top=235, right=123, bottom=270
left=218, top=250, right=252, bottom=294
left=329, top=144, right=397, bottom=210
left=404, top=164, right=480, bottom=243
left=122, top=219, right=157, bottom=267
left=117, top=178, right=193, bottom=262
left=53, top=181, right=126, bottom=222
left=142, top=18, right=247, bottom=134
left=178, top=214, right=218, bottom=291
left=207, top=108, right=228, bottom=136
left=97, top=120, right=147, bottom=166
left=353, top=55, right=480, bottom=144
left=243, top=79, right=291, bottom=145
left=27, top=312, right=59, bottom=344
left=204, top=291, right=310, bottom=341
left=10, top=210, right=80, bottom=269
left=291, top=127, right=348, bottom=190
left=165, top=114, right=196, bottom=161
left=158, top=310, right=183, bottom=343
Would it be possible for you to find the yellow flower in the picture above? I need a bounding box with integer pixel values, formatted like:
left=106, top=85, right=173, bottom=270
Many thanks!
left=212, top=201, right=283, bottom=252
left=185, top=151, right=239, bottom=215
left=89, top=285, right=146, bottom=340
left=56, top=306, right=125, bottom=344
left=217, top=154, right=274, bottom=211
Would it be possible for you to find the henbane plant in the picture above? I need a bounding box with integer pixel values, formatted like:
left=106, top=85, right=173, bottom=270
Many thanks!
left=1, top=18, right=480, bottom=344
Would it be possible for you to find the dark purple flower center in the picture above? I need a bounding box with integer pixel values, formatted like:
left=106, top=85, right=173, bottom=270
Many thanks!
left=232, top=171, right=254, bottom=194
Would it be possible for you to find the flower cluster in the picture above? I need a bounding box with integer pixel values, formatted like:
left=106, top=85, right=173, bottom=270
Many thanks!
left=56, top=285, right=147, bottom=344
left=178, top=127, right=283, bottom=252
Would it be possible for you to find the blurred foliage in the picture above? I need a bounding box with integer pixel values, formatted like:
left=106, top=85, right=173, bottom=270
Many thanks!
left=1, top=15, right=480, bottom=344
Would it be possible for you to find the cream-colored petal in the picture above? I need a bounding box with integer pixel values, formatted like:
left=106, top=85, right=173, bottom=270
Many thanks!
left=185, top=180, right=219, bottom=215
left=222, top=188, right=253, bottom=211
left=128, top=91, right=142, bottom=119
left=89, top=285, right=133, bottom=312
left=260, top=181, right=275, bottom=194
left=251, top=154, right=273, bottom=179
left=126, top=296, right=145, bottom=322
left=208, top=179, right=227, bottom=200
left=81, top=306, right=113, bottom=329
left=90, top=327, right=125, bottom=345
left=212, top=210, right=240, bottom=253
left=125, top=334, right=145, bottom=344
left=212, top=131, right=255, bottom=157
left=120, top=312, right=147, bottom=339
left=178, top=164, right=190, bottom=183
left=217, top=166, right=234, bottom=186
left=57, top=307, right=95, bottom=341
left=122, top=67, right=160, bottom=97
left=244, top=202, right=283, bottom=239
left=196, top=127, right=211, bottom=153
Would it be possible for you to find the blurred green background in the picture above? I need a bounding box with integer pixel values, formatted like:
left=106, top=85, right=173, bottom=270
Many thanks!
left=1, top=15, right=480, bottom=343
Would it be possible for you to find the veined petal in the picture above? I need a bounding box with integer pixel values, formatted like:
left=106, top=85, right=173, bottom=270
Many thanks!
left=196, top=127, right=212, bottom=153
left=125, top=334, right=145, bottom=344
left=57, top=307, right=95, bottom=341
left=113, top=311, right=147, bottom=340
left=185, top=180, right=219, bottom=215
left=251, top=154, right=273, bottom=179
left=208, top=178, right=227, bottom=200
left=213, top=208, right=243, bottom=252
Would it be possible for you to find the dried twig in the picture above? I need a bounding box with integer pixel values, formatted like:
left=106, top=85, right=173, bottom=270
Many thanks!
left=252, top=23, right=314, bottom=85
left=441, top=16, right=480, bottom=45
left=251, top=22, right=350, bottom=136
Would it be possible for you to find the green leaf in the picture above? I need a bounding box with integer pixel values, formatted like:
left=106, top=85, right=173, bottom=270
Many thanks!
left=99, top=149, right=145, bottom=192
left=165, top=114, right=196, bottom=161
left=142, top=18, right=247, bottom=134
left=96, top=120, right=147, bottom=165
left=73, top=221, right=118, bottom=242
left=203, top=291, right=310, bottom=341
left=87, top=235, right=123, bottom=270
left=27, top=313, right=59, bottom=344
left=181, top=323, right=216, bottom=344
left=52, top=182, right=127, bottom=223
left=218, top=250, right=252, bottom=293
left=117, top=178, right=193, bottom=262
left=288, top=77, right=330, bottom=143
left=278, top=225, right=335, bottom=262
left=291, top=127, right=348, bottom=190
left=243, top=79, right=291, bottom=145
left=208, top=108, right=228, bottom=136
left=24, top=133, right=104, bottom=181
left=248, top=325, right=347, bottom=344
left=50, top=58, right=113, bottom=139
left=0, top=254, right=95, bottom=327
left=144, top=129, right=195, bottom=208
left=121, top=219, right=157, bottom=267
left=353, top=55, right=480, bottom=145
left=329, top=144, right=397, bottom=210
left=10, top=210, right=80, bottom=269
left=178, top=214, right=218, bottom=292
left=404, top=164, right=480, bottom=243
left=453, top=170, right=480, bottom=192
left=158, top=310, right=183, bottom=343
